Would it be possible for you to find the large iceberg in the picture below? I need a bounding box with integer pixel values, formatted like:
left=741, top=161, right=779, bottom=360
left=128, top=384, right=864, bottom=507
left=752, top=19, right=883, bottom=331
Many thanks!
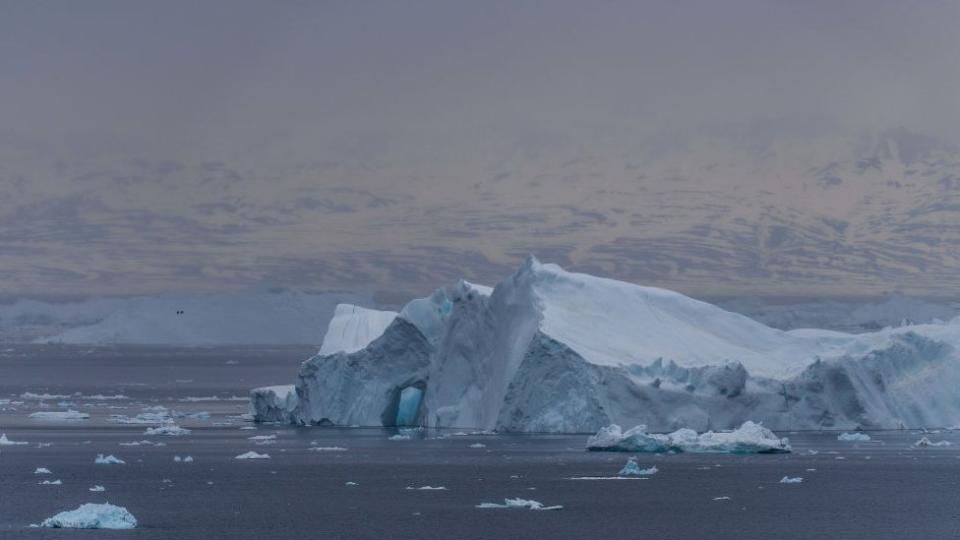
left=39, top=503, right=137, bottom=529
left=252, top=258, right=960, bottom=433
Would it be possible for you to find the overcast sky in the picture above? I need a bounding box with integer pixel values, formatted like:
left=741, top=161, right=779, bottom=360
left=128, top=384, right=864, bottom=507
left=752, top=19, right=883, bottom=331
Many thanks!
left=2, top=1, right=960, bottom=299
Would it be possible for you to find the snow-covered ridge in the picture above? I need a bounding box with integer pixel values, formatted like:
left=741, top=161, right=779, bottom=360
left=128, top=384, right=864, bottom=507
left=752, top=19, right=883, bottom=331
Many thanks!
left=9, top=290, right=375, bottom=345
left=252, top=258, right=960, bottom=433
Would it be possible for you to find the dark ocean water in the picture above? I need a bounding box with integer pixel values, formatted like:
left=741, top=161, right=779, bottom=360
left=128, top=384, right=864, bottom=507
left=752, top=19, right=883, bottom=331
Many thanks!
left=1, top=346, right=959, bottom=539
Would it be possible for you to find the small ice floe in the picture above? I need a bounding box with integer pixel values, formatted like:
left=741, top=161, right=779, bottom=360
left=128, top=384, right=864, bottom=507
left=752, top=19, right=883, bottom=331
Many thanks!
left=249, top=434, right=277, bottom=445
left=713, top=496, right=731, bottom=501
left=345, top=481, right=358, bottom=486
left=837, top=432, right=871, bottom=442
left=89, top=485, right=106, bottom=492
left=618, top=457, right=658, bottom=476
left=119, top=440, right=156, bottom=447
left=34, top=467, right=52, bottom=475
left=174, top=411, right=210, bottom=420
left=915, top=437, right=952, bottom=448
left=94, top=454, right=125, bottom=465
left=469, top=443, right=486, bottom=449
left=779, top=476, right=803, bottom=484
left=309, top=446, right=348, bottom=452
left=80, top=394, right=129, bottom=401
left=20, top=392, right=71, bottom=400
left=144, top=423, right=191, bottom=436
left=389, top=434, right=411, bottom=441
left=235, top=451, right=270, bottom=460
left=587, top=421, right=790, bottom=454
left=173, top=455, right=194, bottom=463
left=476, top=498, right=562, bottom=511
left=406, top=486, right=447, bottom=490
left=38, top=479, right=63, bottom=485
left=0, top=433, right=28, bottom=446
left=29, top=410, right=90, bottom=421
left=38, top=503, right=137, bottom=529
left=566, top=476, right=645, bottom=481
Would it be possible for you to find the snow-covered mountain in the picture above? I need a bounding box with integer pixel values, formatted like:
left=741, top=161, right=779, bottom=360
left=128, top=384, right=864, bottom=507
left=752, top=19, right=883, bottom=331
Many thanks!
left=252, top=258, right=960, bottom=432
left=5, top=290, right=374, bottom=345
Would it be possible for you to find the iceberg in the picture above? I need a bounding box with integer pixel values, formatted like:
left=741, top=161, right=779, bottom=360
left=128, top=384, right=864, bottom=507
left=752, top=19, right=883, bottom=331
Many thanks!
left=318, top=304, right=398, bottom=355
left=837, top=432, right=871, bottom=442
left=476, top=498, right=563, bottom=511
left=143, top=423, right=191, bottom=436
left=94, top=454, right=125, bottom=465
left=914, top=437, right=951, bottom=447
left=618, top=458, right=657, bottom=476
left=235, top=451, right=270, bottom=459
left=0, top=433, right=28, bottom=445
left=89, top=485, right=106, bottom=492
left=587, top=421, right=791, bottom=454
left=29, top=410, right=90, bottom=421
left=252, top=258, right=960, bottom=433
left=39, top=503, right=137, bottom=529
left=34, top=467, right=52, bottom=474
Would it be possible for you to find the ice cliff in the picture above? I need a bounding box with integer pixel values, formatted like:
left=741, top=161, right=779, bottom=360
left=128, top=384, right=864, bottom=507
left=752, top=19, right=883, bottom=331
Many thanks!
left=252, top=257, right=960, bottom=433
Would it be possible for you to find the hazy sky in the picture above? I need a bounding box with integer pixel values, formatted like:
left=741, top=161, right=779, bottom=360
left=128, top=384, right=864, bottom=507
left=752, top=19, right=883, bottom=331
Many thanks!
left=2, top=1, right=960, bottom=299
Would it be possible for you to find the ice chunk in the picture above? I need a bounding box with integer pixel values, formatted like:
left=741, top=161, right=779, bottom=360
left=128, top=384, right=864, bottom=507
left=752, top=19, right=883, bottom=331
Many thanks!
left=587, top=421, right=791, bottom=454
left=618, top=458, right=658, bottom=476
left=476, top=498, right=563, bottom=511
left=173, top=455, right=194, bottom=462
left=0, top=433, right=28, bottom=445
left=29, top=410, right=90, bottom=421
left=34, top=467, right=52, bottom=474
left=406, top=486, right=448, bottom=490
left=837, top=432, right=871, bottom=442
left=38, top=479, right=63, bottom=485
left=144, top=423, right=190, bottom=436
left=308, top=446, right=348, bottom=452
left=39, top=503, right=137, bottom=529
left=388, top=434, right=411, bottom=441
left=89, top=485, right=106, bottom=492
left=779, top=476, right=803, bottom=484
left=469, top=443, right=486, bottom=449
left=915, top=437, right=951, bottom=447
left=94, top=454, right=125, bottom=465
left=345, top=481, right=358, bottom=486
left=235, top=451, right=270, bottom=459
left=248, top=434, right=276, bottom=441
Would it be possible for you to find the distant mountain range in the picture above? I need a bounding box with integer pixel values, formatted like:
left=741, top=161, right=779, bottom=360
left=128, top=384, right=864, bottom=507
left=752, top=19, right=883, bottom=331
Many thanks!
left=3, top=126, right=960, bottom=298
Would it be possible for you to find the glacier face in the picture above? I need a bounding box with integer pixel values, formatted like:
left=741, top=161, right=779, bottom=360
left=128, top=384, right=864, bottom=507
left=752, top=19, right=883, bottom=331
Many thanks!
left=253, top=258, right=960, bottom=432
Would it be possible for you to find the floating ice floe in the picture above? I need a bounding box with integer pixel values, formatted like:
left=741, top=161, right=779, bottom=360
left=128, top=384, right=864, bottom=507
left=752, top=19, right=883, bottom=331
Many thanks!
left=173, top=455, right=194, bottom=462
left=34, top=467, right=52, bottom=475
left=119, top=440, right=158, bottom=447
left=713, top=496, right=731, bottom=501
left=235, top=451, right=270, bottom=460
left=837, top=432, right=871, bottom=442
left=345, top=481, right=358, bottom=486
left=29, top=410, right=90, bottom=421
left=143, top=423, right=190, bottom=436
left=618, top=458, right=658, bottom=476
left=469, top=443, right=486, bottom=449
left=21, top=392, right=71, bottom=400
left=388, top=434, right=411, bottom=441
left=38, top=503, right=137, bottom=529
left=915, top=437, right=951, bottom=447
left=0, top=433, right=28, bottom=446
left=89, top=485, right=105, bottom=492
left=82, top=394, right=129, bottom=401
left=476, top=498, right=563, bottom=511
left=566, top=476, right=645, bottom=481
left=308, top=446, right=348, bottom=452
left=779, top=476, right=803, bottom=484
left=587, top=421, right=790, bottom=454
left=406, top=486, right=447, bottom=490
left=38, top=479, right=63, bottom=485
left=248, top=434, right=276, bottom=441
left=94, top=454, right=125, bottom=465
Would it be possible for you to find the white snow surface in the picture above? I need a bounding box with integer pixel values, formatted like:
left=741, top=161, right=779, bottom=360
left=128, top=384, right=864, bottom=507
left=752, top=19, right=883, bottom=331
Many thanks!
left=254, top=258, right=960, bottom=433
left=318, top=304, right=398, bottom=355
left=39, top=503, right=137, bottom=529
